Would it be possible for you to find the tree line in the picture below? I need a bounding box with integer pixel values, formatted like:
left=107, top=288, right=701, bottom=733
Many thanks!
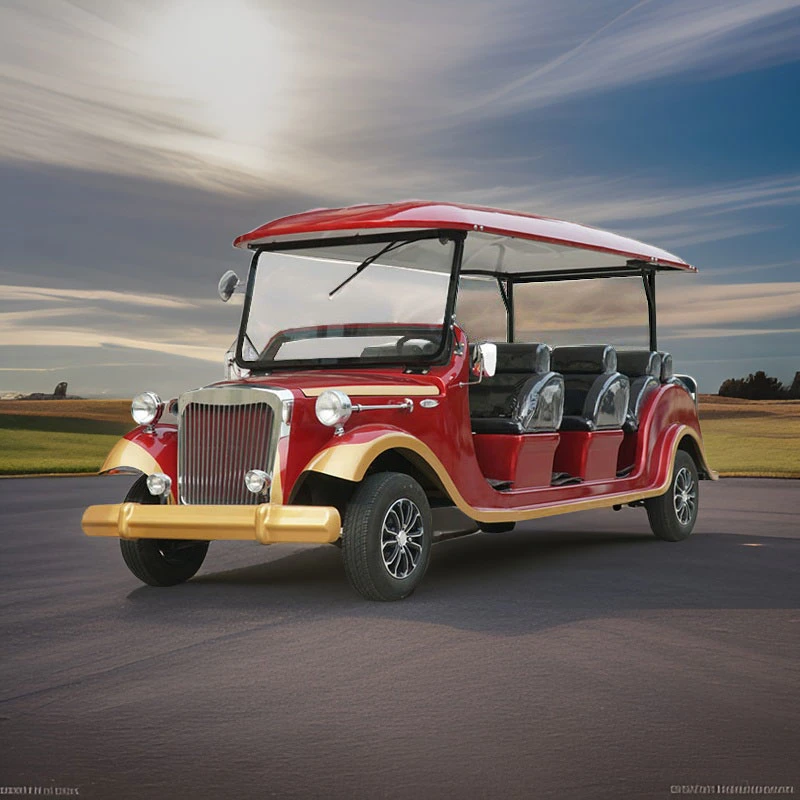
left=719, top=370, right=800, bottom=400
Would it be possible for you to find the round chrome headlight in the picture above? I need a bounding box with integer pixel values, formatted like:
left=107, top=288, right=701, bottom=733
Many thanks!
left=315, top=390, right=353, bottom=427
left=131, top=391, right=163, bottom=426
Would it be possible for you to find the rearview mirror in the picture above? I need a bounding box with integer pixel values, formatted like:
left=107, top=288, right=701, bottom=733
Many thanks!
left=217, top=270, right=240, bottom=302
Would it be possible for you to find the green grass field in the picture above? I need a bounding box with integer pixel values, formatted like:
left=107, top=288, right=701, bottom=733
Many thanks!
left=0, top=396, right=798, bottom=477
left=0, top=401, right=133, bottom=475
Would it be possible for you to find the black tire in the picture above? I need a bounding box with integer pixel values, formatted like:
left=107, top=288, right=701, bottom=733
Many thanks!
left=119, top=476, right=209, bottom=587
left=342, top=472, right=433, bottom=601
left=645, top=450, right=699, bottom=542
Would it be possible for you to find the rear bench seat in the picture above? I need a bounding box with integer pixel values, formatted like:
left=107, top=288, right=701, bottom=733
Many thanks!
left=551, top=345, right=629, bottom=432
left=550, top=345, right=629, bottom=481
left=615, top=350, right=662, bottom=432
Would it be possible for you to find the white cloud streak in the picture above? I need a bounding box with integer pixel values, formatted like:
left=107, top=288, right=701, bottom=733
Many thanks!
left=459, top=0, right=800, bottom=117
left=0, top=281, right=229, bottom=363
left=0, top=284, right=203, bottom=308
left=0, top=327, right=224, bottom=363
left=2, top=0, right=798, bottom=197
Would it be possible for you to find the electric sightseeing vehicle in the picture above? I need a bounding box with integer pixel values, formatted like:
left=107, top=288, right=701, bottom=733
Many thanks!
left=82, top=202, right=716, bottom=601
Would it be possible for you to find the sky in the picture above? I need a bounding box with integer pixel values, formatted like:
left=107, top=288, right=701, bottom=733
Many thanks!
left=1, top=0, right=799, bottom=399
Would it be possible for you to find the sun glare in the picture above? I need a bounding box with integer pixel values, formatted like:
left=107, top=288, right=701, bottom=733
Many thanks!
left=133, top=0, right=288, bottom=150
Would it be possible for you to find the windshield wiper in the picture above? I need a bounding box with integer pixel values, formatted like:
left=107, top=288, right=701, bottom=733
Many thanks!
left=328, top=239, right=414, bottom=297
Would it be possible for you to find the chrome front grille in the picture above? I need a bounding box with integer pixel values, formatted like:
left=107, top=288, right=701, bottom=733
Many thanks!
left=178, top=388, right=279, bottom=505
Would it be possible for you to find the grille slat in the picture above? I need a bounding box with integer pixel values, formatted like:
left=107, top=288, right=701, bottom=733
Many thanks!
left=179, top=399, right=274, bottom=505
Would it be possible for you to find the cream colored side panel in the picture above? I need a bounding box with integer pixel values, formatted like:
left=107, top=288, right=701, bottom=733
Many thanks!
left=99, top=438, right=161, bottom=476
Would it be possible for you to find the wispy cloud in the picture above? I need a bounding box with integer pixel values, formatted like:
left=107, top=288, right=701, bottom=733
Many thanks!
left=550, top=174, right=800, bottom=226
left=0, top=322, right=225, bottom=364
left=669, top=327, right=800, bottom=339
left=459, top=0, right=800, bottom=117
left=0, top=281, right=231, bottom=365
left=3, top=0, right=798, bottom=195
left=0, top=284, right=203, bottom=309
left=659, top=281, right=800, bottom=328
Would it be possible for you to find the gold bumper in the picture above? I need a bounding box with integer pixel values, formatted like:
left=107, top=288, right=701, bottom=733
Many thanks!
left=81, top=503, right=341, bottom=545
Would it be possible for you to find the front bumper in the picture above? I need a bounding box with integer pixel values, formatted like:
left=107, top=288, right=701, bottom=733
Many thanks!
left=81, top=503, right=341, bottom=545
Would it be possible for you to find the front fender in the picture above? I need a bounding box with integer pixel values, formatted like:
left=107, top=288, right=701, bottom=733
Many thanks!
left=99, top=424, right=178, bottom=499
left=300, top=424, right=448, bottom=486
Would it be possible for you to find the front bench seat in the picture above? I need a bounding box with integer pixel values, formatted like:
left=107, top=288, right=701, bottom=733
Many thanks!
left=551, top=345, right=630, bottom=432
left=616, top=350, right=662, bottom=432
left=470, top=343, right=564, bottom=434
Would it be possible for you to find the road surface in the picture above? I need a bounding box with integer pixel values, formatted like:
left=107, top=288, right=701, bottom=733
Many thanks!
left=1, top=476, right=798, bottom=799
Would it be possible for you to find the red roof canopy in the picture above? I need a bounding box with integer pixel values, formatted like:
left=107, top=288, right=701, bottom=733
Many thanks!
left=233, top=201, right=696, bottom=272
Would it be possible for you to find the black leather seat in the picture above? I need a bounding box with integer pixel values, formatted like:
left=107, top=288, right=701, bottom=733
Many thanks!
left=470, top=343, right=564, bottom=434
left=551, top=345, right=629, bottom=432
left=616, top=350, right=662, bottom=432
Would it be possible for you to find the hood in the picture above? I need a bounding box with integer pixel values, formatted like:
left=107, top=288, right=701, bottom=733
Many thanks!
left=212, top=369, right=440, bottom=398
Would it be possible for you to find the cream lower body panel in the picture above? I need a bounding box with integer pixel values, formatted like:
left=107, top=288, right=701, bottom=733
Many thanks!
left=82, top=503, right=341, bottom=545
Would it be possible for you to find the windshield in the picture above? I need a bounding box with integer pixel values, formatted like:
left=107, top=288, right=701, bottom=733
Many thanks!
left=239, top=236, right=455, bottom=369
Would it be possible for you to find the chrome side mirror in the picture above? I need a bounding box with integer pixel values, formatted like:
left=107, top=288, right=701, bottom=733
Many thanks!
left=217, top=270, right=240, bottom=302
left=469, top=342, right=498, bottom=380
left=459, top=342, right=499, bottom=389
left=479, top=342, right=497, bottom=378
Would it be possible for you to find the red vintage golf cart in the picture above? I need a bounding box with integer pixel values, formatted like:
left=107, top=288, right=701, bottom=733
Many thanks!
left=82, top=201, right=717, bottom=600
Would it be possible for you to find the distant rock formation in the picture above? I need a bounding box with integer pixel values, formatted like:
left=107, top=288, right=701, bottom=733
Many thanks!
left=791, top=372, right=800, bottom=397
left=15, top=382, right=83, bottom=401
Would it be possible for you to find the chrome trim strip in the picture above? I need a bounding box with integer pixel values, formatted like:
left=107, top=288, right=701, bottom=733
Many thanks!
left=300, top=385, right=439, bottom=398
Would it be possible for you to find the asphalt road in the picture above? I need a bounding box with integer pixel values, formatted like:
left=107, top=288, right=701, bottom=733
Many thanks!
left=1, top=476, right=798, bottom=800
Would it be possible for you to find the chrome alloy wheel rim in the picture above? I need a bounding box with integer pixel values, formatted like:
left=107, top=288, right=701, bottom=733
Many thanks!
left=381, top=498, right=424, bottom=579
left=673, top=466, right=697, bottom=526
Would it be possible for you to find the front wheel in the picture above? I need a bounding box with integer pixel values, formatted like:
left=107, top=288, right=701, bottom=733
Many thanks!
left=645, top=450, right=699, bottom=542
left=119, top=476, right=209, bottom=587
left=342, top=472, right=433, bottom=601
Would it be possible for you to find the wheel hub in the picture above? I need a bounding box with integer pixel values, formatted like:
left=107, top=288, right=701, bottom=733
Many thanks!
left=673, top=466, right=697, bottom=526
left=380, top=498, right=424, bottom=579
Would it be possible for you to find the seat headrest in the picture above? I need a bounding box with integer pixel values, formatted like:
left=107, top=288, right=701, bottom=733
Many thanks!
left=659, top=352, right=674, bottom=382
left=616, top=350, right=662, bottom=378
left=493, top=343, right=551, bottom=373
left=551, top=345, right=617, bottom=375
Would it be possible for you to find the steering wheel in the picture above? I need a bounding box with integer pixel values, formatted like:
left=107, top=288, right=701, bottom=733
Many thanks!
left=395, top=334, right=437, bottom=355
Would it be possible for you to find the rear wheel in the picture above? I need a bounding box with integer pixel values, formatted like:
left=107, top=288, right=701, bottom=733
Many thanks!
left=119, top=476, right=209, bottom=587
left=342, top=472, right=433, bottom=601
left=645, top=450, right=699, bottom=542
